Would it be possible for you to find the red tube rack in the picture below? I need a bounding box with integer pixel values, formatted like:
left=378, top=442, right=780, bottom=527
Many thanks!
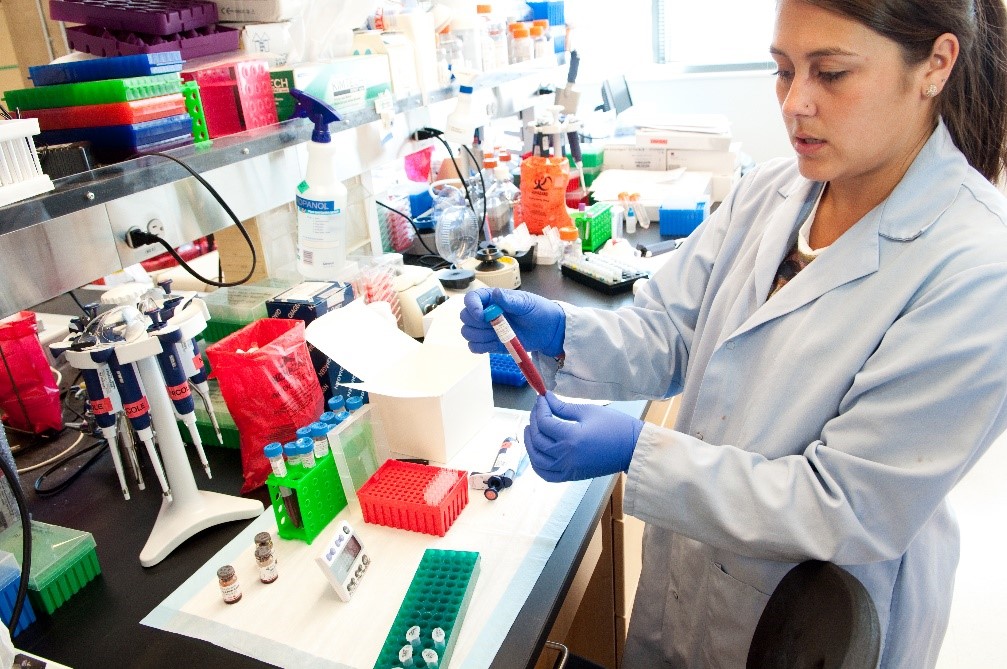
left=19, top=94, right=186, bottom=131
left=357, top=460, right=469, bottom=537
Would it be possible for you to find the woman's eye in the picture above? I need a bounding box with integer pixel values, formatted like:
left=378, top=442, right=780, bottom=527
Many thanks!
left=819, top=71, right=847, bottom=82
left=773, top=69, right=794, bottom=81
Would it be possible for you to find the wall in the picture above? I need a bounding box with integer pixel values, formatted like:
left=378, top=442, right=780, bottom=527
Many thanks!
left=0, top=0, right=69, bottom=90
left=576, top=68, right=792, bottom=165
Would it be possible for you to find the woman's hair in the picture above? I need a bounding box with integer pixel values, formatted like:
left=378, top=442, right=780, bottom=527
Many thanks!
left=805, top=0, right=1007, bottom=183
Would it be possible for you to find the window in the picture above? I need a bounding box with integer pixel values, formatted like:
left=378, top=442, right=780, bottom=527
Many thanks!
left=565, top=0, right=776, bottom=71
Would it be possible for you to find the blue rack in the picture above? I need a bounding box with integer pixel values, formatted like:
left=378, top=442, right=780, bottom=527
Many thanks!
left=490, top=353, right=527, bottom=387
left=30, top=52, right=184, bottom=87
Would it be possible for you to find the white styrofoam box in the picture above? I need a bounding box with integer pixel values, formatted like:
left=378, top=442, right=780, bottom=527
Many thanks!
left=305, top=297, right=494, bottom=465
left=213, top=0, right=303, bottom=23
left=591, top=169, right=712, bottom=221
left=602, top=142, right=668, bottom=171
left=666, top=142, right=742, bottom=174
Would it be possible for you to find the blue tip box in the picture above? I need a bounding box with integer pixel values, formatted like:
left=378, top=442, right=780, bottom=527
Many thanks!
left=0, top=551, right=35, bottom=637
left=658, top=199, right=710, bottom=237
left=265, top=281, right=362, bottom=402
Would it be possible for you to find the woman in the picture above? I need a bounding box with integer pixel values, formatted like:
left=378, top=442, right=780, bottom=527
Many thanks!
left=461, top=0, right=1007, bottom=666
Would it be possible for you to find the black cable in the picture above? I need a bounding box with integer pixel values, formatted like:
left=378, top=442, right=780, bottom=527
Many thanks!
left=0, top=447, right=31, bottom=637
left=32, top=439, right=108, bottom=498
left=433, top=135, right=479, bottom=218
left=461, top=144, right=489, bottom=244
left=376, top=200, right=438, bottom=256
left=67, top=290, right=88, bottom=315
left=131, top=152, right=257, bottom=287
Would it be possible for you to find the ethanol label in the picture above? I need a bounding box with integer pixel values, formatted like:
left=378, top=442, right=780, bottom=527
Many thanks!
left=296, top=195, right=340, bottom=213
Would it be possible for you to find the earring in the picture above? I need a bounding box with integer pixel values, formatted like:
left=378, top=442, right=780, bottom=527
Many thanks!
left=925, top=83, right=939, bottom=98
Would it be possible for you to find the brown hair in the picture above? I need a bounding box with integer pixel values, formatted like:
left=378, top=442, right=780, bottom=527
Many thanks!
left=803, top=0, right=1007, bottom=183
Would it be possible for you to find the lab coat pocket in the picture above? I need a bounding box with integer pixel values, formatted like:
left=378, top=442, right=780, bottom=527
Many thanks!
left=700, top=561, right=771, bottom=669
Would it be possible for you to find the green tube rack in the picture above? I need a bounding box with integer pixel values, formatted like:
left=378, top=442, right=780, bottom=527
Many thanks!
left=266, top=452, right=348, bottom=544
left=181, top=80, right=211, bottom=147
left=3, top=73, right=184, bottom=112
left=372, top=549, right=480, bottom=669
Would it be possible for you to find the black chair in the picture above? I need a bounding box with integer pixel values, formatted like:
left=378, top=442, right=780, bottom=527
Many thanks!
left=747, top=560, right=882, bottom=669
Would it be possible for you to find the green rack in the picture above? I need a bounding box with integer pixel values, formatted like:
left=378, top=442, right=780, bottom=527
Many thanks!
left=181, top=80, right=211, bottom=147
left=267, top=452, right=348, bottom=544
left=0, top=521, right=100, bottom=615
left=372, top=549, right=480, bottom=669
left=571, top=202, right=614, bottom=252
left=3, top=73, right=184, bottom=112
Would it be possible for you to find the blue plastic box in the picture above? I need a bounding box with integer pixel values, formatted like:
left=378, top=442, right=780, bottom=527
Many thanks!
left=526, top=1, right=565, bottom=26
left=659, top=200, right=710, bottom=237
left=0, top=550, right=36, bottom=636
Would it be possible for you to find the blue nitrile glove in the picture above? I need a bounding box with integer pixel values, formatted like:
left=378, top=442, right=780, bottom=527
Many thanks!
left=460, top=288, right=566, bottom=357
left=525, top=392, right=644, bottom=482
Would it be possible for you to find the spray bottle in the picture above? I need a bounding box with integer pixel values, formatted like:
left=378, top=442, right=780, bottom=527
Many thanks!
left=291, top=88, right=349, bottom=281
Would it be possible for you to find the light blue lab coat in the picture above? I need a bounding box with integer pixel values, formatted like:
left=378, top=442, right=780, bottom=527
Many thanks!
left=541, top=122, right=1007, bottom=667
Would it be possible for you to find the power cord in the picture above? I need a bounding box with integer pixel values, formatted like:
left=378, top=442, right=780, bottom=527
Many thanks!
left=32, top=437, right=108, bottom=498
left=0, top=449, right=31, bottom=637
left=376, top=200, right=439, bottom=256
left=127, top=152, right=257, bottom=288
left=461, top=144, right=489, bottom=242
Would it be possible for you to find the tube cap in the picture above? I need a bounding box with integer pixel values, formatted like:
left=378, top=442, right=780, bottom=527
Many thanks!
left=320, top=411, right=337, bottom=425
left=296, top=437, right=314, bottom=454
left=263, top=442, right=282, bottom=458
left=483, top=304, right=503, bottom=322
left=334, top=410, right=350, bottom=423
left=311, top=421, right=329, bottom=437
left=327, top=395, right=345, bottom=412
left=283, top=442, right=298, bottom=458
left=296, top=426, right=313, bottom=440
left=346, top=395, right=364, bottom=412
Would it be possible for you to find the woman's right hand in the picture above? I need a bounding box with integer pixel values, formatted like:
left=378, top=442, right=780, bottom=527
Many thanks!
left=460, top=288, right=566, bottom=356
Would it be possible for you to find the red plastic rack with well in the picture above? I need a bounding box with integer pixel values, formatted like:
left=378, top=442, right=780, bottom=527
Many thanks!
left=357, top=460, right=469, bottom=537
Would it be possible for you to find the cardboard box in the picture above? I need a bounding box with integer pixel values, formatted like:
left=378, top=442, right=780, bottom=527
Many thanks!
left=216, top=203, right=298, bottom=283
left=305, top=296, right=493, bottom=464
left=666, top=142, right=742, bottom=174
left=352, top=30, right=418, bottom=99
left=213, top=0, right=303, bottom=23
left=271, top=55, right=392, bottom=122
left=602, top=142, right=668, bottom=171
left=225, top=21, right=293, bottom=67
left=636, top=128, right=733, bottom=151
left=266, top=280, right=359, bottom=402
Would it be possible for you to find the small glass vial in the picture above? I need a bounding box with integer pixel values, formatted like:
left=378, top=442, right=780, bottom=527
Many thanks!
left=217, top=564, right=241, bottom=604
left=310, top=421, right=330, bottom=458
left=255, top=544, right=279, bottom=584
left=511, top=26, right=532, bottom=63
left=253, top=531, right=273, bottom=552
left=297, top=437, right=316, bottom=469
left=263, top=441, right=287, bottom=478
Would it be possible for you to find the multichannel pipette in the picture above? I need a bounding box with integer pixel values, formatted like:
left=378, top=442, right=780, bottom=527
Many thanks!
left=482, top=305, right=547, bottom=395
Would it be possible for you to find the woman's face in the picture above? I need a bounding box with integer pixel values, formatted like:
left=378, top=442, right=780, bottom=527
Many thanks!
left=771, top=0, right=934, bottom=197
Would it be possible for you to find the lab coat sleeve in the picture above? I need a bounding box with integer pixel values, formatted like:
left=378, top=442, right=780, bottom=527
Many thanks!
left=624, top=260, right=1007, bottom=564
left=546, top=171, right=753, bottom=401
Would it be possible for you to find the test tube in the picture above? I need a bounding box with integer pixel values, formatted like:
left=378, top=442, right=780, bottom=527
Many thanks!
left=297, top=437, right=316, bottom=469
left=283, top=441, right=301, bottom=470
left=421, top=648, right=439, bottom=669
left=295, top=425, right=314, bottom=446
left=482, top=305, right=547, bottom=395
left=398, top=645, right=414, bottom=667
left=431, top=627, right=446, bottom=652
left=264, top=442, right=287, bottom=478
left=310, top=421, right=330, bottom=458
left=405, top=625, right=422, bottom=651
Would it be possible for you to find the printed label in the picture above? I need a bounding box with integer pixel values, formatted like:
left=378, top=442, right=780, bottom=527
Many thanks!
left=297, top=180, right=310, bottom=194
left=296, top=195, right=339, bottom=213
left=167, top=382, right=191, bottom=401
left=90, top=397, right=114, bottom=415
left=491, top=319, right=516, bottom=342
left=258, top=560, right=279, bottom=583
left=123, top=397, right=150, bottom=418
left=219, top=581, right=242, bottom=603
left=97, top=365, right=121, bottom=411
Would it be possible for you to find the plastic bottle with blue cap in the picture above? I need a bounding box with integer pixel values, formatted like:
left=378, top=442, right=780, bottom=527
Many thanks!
left=310, top=421, right=330, bottom=458
left=263, top=441, right=287, bottom=478
left=290, top=88, right=348, bottom=280
left=297, top=436, right=317, bottom=469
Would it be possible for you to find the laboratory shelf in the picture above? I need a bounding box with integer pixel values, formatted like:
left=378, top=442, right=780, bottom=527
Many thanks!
left=0, top=56, right=563, bottom=319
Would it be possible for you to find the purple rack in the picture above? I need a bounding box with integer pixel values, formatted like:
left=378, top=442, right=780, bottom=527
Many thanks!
left=49, top=0, right=218, bottom=36
left=66, top=24, right=240, bottom=60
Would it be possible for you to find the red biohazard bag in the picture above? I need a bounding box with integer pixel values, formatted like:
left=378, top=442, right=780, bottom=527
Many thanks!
left=206, top=318, right=323, bottom=492
left=0, top=312, right=63, bottom=435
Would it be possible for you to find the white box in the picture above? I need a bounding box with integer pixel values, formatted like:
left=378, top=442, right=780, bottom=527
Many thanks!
left=224, top=21, right=293, bottom=67
left=602, top=142, right=667, bottom=171
left=636, top=129, right=733, bottom=151
left=305, top=297, right=493, bottom=464
left=666, top=142, right=741, bottom=174
left=352, top=30, right=419, bottom=99
left=213, top=0, right=303, bottom=23
left=711, top=167, right=742, bottom=202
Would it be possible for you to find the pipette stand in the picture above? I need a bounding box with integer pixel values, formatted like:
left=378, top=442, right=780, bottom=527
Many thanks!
left=104, top=300, right=262, bottom=567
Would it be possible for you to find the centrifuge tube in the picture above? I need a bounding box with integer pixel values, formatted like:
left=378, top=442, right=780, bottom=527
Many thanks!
left=405, top=625, right=422, bottom=650
left=398, top=645, right=414, bottom=667
left=483, top=305, right=547, bottom=395
left=421, top=648, right=439, bottom=669
left=431, top=627, right=446, bottom=652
